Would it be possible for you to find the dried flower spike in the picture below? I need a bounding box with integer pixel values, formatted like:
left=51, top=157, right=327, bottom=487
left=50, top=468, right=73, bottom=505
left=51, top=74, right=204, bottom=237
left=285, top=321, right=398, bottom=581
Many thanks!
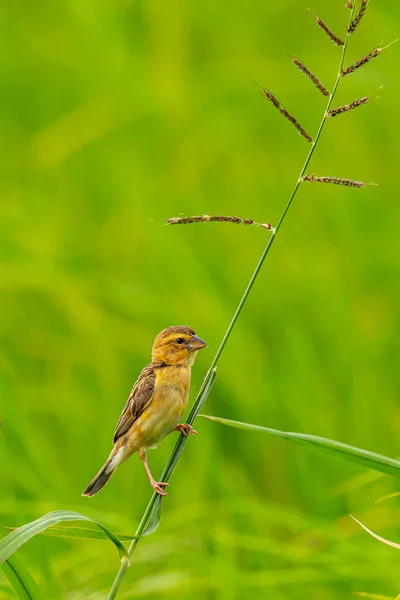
left=293, top=59, right=329, bottom=96
left=263, top=89, right=312, bottom=142
left=341, top=48, right=381, bottom=76
left=310, top=10, right=344, bottom=46
left=346, top=1, right=353, bottom=8
left=167, top=214, right=272, bottom=230
left=348, top=0, right=368, bottom=33
left=302, top=175, right=365, bottom=188
left=328, top=96, right=369, bottom=117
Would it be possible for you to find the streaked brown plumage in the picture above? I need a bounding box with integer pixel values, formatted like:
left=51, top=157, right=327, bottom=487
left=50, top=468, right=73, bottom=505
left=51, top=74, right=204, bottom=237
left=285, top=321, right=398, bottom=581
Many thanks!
left=82, top=326, right=207, bottom=497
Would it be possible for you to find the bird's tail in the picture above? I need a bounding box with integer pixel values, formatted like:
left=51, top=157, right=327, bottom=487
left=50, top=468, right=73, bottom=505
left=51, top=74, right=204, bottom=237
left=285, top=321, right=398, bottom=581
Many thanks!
left=82, top=455, right=116, bottom=498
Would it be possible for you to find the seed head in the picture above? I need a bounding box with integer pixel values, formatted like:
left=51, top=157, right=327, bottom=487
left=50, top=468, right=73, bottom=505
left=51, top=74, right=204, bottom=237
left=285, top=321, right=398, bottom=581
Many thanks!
left=328, top=96, right=369, bottom=117
left=309, top=10, right=344, bottom=46
left=348, top=0, right=368, bottom=33
left=341, top=48, right=381, bottom=76
left=293, top=59, right=329, bottom=96
left=167, top=215, right=272, bottom=230
left=263, top=89, right=312, bottom=143
left=302, top=175, right=366, bottom=188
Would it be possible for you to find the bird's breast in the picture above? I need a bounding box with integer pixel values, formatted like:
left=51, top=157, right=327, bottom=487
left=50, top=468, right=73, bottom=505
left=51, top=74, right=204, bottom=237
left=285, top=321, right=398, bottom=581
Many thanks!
left=136, top=366, right=191, bottom=448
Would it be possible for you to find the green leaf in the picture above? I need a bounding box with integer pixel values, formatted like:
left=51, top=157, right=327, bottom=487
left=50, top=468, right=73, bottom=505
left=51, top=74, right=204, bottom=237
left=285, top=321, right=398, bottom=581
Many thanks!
left=0, top=510, right=129, bottom=564
left=186, top=368, right=217, bottom=425
left=142, top=495, right=163, bottom=536
left=2, top=525, right=135, bottom=543
left=1, top=555, right=41, bottom=600
left=200, top=415, right=400, bottom=478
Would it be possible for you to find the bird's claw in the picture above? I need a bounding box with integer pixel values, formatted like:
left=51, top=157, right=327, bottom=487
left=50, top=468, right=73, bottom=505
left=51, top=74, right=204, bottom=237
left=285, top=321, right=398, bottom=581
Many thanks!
left=174, top=423, right=198, bottom=437
left=151, top=480, right=169, bottom=496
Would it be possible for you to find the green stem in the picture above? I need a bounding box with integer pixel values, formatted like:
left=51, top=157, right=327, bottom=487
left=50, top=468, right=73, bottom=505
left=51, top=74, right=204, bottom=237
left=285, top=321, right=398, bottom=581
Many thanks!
left=107, top=7, right=355, bottom=599
left=107, top=558, right=129, bottom=600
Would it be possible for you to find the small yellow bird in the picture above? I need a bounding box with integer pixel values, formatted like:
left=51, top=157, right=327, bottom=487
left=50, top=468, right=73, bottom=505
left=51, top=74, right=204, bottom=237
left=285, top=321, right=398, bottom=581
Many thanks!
left=82, top=326, right=207, bottom=497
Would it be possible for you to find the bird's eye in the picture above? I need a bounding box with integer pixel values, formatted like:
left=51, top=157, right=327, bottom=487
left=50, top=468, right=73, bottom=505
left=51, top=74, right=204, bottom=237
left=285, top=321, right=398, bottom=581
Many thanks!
left=175, top=337, right=185, bottom=344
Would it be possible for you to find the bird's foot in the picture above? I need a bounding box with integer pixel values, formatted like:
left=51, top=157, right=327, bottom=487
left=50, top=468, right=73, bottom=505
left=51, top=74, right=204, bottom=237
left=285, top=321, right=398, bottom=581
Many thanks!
left=150, top=479, right=169, bottom=496
left=174, top=423, right=198, bottom=437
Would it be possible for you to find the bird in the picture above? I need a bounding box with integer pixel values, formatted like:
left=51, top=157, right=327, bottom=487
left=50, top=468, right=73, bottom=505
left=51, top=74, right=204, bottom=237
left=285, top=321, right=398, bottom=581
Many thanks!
left=82, top=325, right=207, bottom=497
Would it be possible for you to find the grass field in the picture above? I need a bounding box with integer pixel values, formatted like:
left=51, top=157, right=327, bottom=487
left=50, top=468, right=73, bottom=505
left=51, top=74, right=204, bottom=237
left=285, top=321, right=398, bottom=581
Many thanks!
left=1, top=0, right=400, bottom=598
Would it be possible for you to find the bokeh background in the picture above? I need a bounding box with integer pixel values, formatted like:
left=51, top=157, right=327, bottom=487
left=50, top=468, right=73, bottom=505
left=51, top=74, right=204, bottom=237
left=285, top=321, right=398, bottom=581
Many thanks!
left=1, top=0, right=399, bottom=598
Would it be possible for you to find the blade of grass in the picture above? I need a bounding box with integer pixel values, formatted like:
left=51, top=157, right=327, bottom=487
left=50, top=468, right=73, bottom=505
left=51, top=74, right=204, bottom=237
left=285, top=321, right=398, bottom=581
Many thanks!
left=0, top=510, right=129, bottom=564
left=350, top=515, right=400, bottom=549
left=1, top=555, right=40, bottom=600
left=199, top=415, right=400, bottom=479
left=107, top=5, right=357, bottom=598
left=2, top=525, right=135, bottom=542
left=354, top=593, right=399, bottom=600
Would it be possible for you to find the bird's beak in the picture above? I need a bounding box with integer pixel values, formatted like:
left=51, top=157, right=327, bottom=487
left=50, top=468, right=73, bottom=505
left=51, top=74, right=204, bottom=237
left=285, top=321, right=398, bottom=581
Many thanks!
left=189, top=335, right=207, bottom=351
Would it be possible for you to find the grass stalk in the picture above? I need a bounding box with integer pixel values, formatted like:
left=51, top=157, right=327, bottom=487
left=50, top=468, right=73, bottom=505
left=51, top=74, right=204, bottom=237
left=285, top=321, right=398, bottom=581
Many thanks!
left=107, top=5, right=356, bottom=598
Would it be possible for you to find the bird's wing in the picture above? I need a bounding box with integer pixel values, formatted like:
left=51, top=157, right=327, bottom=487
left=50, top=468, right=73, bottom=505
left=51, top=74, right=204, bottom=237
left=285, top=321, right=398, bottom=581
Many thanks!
left=113, top=363, right=160, bottom=443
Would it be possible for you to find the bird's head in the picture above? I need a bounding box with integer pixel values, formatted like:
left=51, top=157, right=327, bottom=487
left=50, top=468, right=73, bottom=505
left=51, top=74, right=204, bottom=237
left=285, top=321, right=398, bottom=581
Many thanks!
left=152, top=325, right=207, bottom=366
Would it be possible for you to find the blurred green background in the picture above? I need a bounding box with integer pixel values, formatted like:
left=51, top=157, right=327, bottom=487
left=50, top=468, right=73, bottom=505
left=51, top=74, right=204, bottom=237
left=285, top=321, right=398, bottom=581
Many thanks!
left=1, top=0, right=399, bottom=598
